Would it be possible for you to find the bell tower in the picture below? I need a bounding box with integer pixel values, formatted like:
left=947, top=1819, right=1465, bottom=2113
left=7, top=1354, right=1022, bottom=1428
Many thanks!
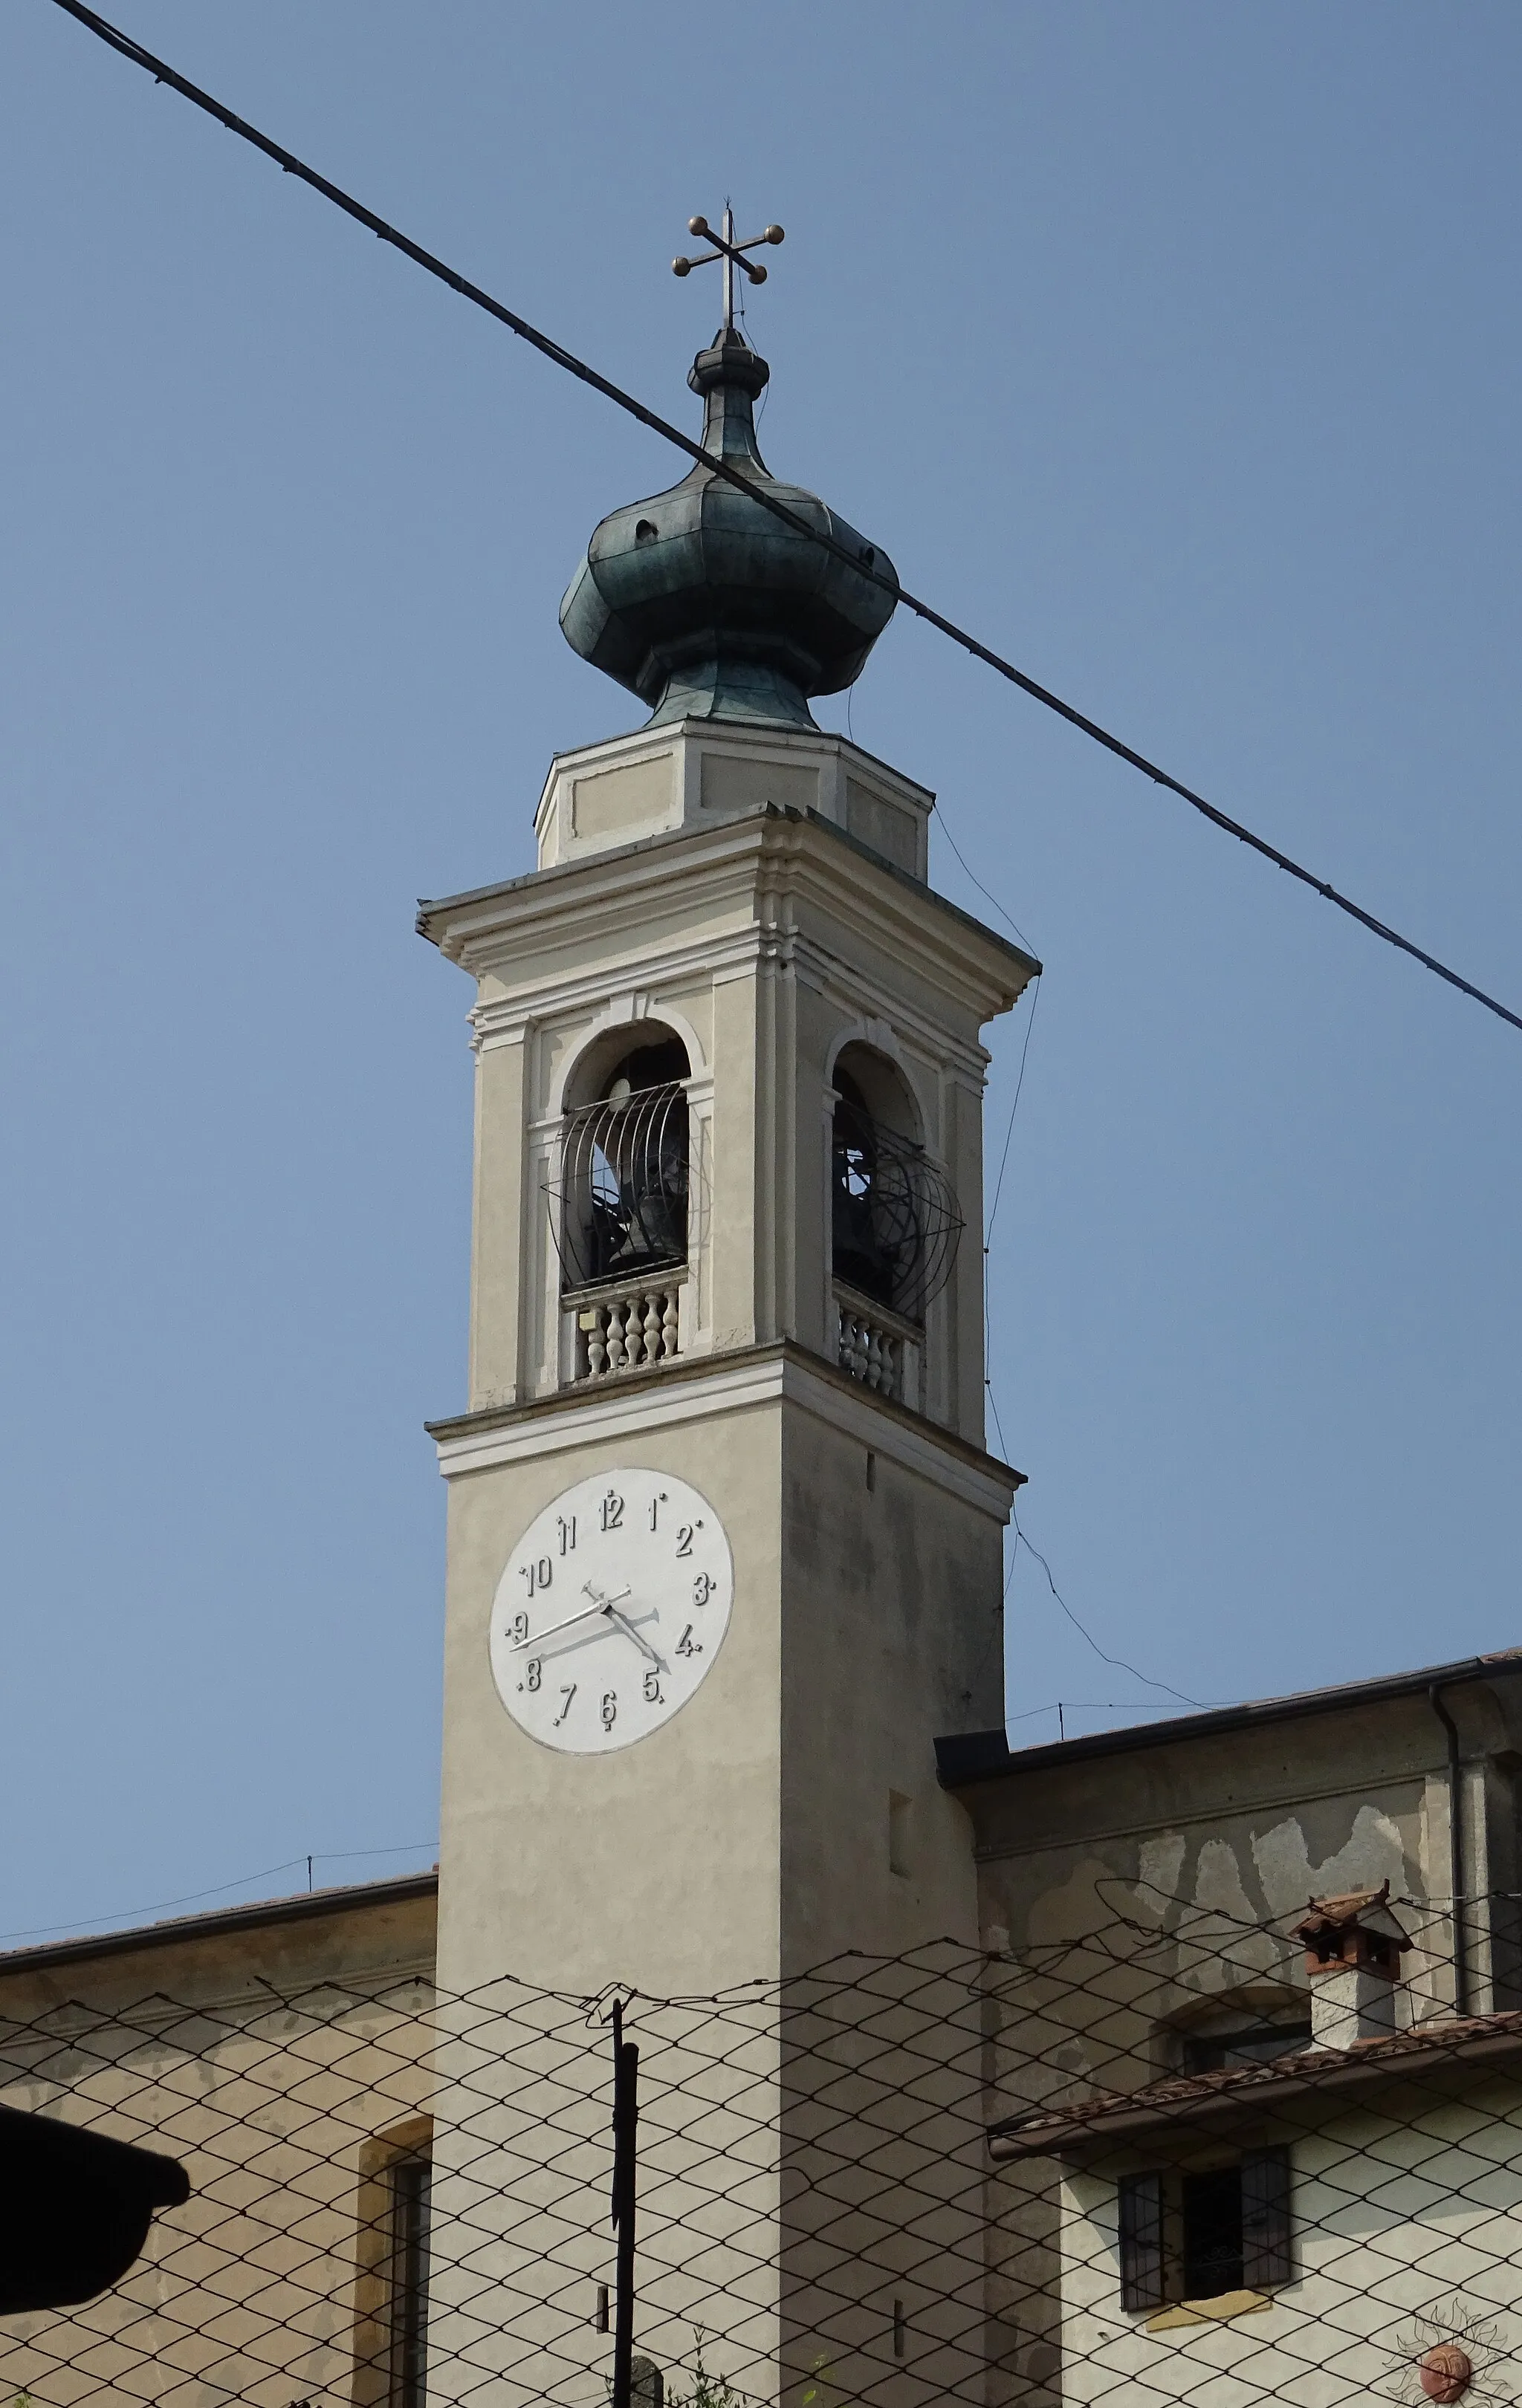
left=421, top=305, right=1037, bottom=2003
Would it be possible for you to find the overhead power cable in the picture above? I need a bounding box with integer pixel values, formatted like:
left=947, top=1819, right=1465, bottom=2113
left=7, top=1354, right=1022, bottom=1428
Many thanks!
left=46, top=0, right=1522, bottom=1041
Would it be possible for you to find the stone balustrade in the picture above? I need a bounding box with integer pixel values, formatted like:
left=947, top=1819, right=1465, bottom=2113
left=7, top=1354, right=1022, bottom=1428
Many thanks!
left=570, top=1280, right=683, bottom=1380
left=834, top=1285, right=921, bottom=1409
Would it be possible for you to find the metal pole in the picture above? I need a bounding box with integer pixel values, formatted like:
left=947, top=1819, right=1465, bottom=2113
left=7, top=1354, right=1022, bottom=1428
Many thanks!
left=722, top=204, right=734, bottom=333
left=610, top=1999, right=638, bottom=2408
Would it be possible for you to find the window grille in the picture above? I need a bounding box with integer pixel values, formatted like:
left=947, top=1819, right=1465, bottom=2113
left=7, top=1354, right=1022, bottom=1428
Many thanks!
left=1120, top=2150, right=1292, bottom=2311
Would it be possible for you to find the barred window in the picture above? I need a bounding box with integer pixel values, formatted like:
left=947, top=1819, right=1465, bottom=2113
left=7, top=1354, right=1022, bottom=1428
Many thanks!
left=1119, top=2151, right=1292, bottom=2310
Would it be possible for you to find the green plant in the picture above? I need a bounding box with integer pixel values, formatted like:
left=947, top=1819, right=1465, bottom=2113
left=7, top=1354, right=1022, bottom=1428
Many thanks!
left=667, top=2329, right=745, bottom=2408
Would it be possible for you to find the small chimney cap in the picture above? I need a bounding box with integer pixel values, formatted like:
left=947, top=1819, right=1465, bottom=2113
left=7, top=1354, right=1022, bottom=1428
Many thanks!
left=1293, top=1879, right=1411, bottom=1949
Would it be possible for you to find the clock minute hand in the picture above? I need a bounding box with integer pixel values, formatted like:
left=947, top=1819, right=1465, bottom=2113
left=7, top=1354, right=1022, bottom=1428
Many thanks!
left=508, top=1590, right=623, bottom=1653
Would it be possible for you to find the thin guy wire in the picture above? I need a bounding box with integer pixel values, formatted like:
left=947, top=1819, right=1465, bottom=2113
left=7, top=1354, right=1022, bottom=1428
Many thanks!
left=44, top=0, right=1522, bottom=1042
left=982, top=1372, right=1207, bottom=1711
left=969, top=994, right=1206, bottom=1721
left=0, top=1840, right=438, bottom=1946
left=1011, top=1511, right=1211, bottom=1710
left=985, top=973, right=1042, bottom=1245
left=933, top=800, right=1036, bottom=953
left=966, top=970, right=1198, bottom=1721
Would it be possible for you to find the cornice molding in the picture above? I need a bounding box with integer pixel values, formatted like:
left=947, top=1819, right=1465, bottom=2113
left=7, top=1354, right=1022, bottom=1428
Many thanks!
left=419, top=807, right=1037, bottom=1028
left=466, top=916, right=993, bottom=1084
left=428, top=1340, right=1022, bottom=1520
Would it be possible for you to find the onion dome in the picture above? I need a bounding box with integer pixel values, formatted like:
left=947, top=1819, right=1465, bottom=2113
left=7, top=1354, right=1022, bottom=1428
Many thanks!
left=559, top=330, right=897, bottom=730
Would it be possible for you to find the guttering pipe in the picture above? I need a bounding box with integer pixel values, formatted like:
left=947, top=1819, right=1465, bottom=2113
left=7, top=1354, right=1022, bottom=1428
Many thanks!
left=1428, top=1684, right=1470, bottom=2017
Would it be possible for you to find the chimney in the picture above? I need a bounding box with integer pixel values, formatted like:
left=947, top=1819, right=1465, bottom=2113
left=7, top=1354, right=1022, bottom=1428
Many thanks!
left=1294, top=1881, right=1411, bottom=2050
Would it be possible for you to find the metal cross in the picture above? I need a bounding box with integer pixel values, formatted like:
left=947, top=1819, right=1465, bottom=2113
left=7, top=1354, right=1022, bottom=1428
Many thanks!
left=672, top=207, right=785, bottom=334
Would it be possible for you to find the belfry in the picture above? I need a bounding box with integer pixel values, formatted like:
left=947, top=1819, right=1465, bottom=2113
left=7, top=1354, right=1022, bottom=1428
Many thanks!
left=419, top=234, right=1037, bottom=2002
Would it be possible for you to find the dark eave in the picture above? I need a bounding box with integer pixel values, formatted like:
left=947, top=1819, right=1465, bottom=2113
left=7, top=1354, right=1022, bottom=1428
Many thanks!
left=936, top=1648, right=1522, bottom=1791
left=988, top=2007, right=1522, bottom=2161
left=0, top=1871, right=438, bottom=1977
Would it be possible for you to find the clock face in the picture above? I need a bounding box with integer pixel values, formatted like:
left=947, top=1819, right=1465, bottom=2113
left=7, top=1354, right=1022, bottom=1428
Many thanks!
left=488, top=1470, right=733, bottom=1754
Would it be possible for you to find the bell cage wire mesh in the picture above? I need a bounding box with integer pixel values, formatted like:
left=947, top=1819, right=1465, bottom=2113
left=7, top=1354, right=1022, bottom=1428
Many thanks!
left=7, top=1888, right=1522, bottom=2407
left=830, top=1098, right=962, bottom=1326
left=551, top=1083, right=693, bottom=1297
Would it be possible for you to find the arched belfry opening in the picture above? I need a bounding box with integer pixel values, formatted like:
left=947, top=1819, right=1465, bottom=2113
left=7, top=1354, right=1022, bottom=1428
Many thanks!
left=830, top=1043, right=962, bottom=1398
left=549, top=1026, right=696, bottom=1379
left=557, top=1031, right=691, bottom=1295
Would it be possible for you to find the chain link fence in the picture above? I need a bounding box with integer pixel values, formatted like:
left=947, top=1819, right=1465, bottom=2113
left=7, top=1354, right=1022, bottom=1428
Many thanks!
left=2, top=1886, right=1521, bottom=2405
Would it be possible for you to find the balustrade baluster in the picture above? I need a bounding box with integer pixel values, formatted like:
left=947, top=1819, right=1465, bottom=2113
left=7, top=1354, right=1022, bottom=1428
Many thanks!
left=834, top=1298, right=909, bottom=1401
left=571, top=1282, right=685, bottom=1381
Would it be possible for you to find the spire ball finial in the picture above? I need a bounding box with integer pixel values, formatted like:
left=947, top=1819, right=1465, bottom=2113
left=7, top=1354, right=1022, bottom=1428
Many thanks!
left=669, top=205, right=783, bottom=331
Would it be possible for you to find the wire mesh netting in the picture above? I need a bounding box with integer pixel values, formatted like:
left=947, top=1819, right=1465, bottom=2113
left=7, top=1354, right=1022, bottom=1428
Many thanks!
left=5, top=1888, right=1522, bottom=2406
left=829, top=1100, right=961, bottom=1325
left=553, top=1083, right=691, bottom=1297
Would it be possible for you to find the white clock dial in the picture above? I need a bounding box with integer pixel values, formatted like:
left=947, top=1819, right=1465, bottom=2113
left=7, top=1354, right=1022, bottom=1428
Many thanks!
left=489, top=1470, right=733, bottom=1754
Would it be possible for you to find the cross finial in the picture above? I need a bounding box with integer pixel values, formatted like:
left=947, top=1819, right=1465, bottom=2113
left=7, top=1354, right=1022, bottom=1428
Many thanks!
left=672, top=207, right=785, bottom=334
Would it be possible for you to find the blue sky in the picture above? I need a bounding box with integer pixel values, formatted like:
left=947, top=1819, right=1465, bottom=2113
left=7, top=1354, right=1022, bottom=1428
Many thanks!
left=2, top=1, right=1519, bottom=1944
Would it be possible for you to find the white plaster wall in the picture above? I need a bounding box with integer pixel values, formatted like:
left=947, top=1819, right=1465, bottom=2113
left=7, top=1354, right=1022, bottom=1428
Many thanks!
left=1055, top=2080, right=1522, bottom=2408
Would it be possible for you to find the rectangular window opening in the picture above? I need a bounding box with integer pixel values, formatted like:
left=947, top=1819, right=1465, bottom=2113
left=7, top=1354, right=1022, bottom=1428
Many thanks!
left=1181, top=2022, right=1312, bottom=2075
left=1181, top=2167, right=1243, bottom=2300
left=1120, top=2152, right=1291, bottom=2311
left=388, top=2156, right=432, bottom=2408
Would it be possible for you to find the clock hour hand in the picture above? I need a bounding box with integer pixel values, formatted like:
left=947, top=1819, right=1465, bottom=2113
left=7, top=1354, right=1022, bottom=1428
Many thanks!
left=605, top=1603, right=665, bottom=1672
left=508, top=1586, right=628, bottom=1654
